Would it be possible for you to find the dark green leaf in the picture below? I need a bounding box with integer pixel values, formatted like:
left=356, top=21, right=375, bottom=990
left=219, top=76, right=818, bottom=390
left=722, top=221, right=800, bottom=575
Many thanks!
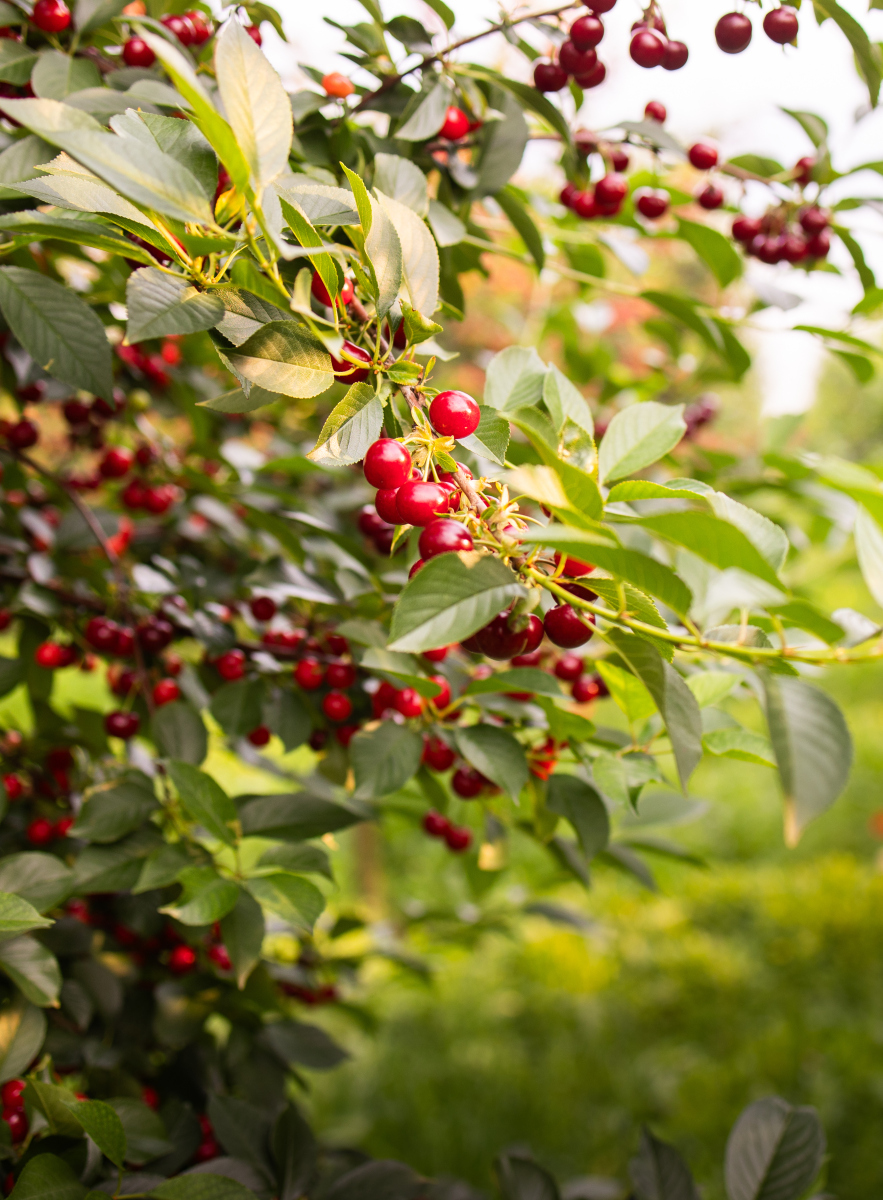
left=9, top=1155, right=86, bottom=1200
left=464, top=667, right=562, bottom=697
left=168, top=761, right=239, bottom=846
left=210, top=679, right=265, bottom=738
left=630, top=1127, right=699, bottom=1200
left=0, top=1001, right=46, bottom=1085
left=496, top=1153, right=560, bottom=1200
left=162, top=867, right=240, bottom=926
left=106, top=1098, right=173, bottom=1163
left=351, top=723, right=423, bottom=799
left=238, top=792, right=366, bottom=840
left=546, top=774, right=610, bottom=860
left=220, top=888, right=264, bottom=988
left=152, top=702, right=208, bottom=765
left=71, top=1100, right=127, bottom=1169
left=272, top=1104, right=317, bottom=1200
left=0, top=893, right=53, bottom=940
left=455, top=726, right=528, bottom=799
left=126, top=268, right=224, bottom=343
left=0, top=855, right=71, bottom=913
left=724, top=1095, right=825, bottom=1200
left=71, top=779, right=158, bottom=844
left=260, top=1020, right=349, bottom=1070
left=245, top=873, right=324, bottom=930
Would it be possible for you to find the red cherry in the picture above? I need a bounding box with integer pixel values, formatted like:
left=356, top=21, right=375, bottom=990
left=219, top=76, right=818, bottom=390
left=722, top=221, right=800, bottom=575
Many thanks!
left=311, top=273, right=354, bottom=307
left=364, top=439, right=412, bottom=489
left=595, top=173, right=628, bottom=207
left=521, top=615, right=544, bottom=654
left=330, top=341, right=371, bottom=382
left=357, top=505, right=387, bottom=537
left=144, top=485, right=175, bottom=514
left=782, top=233, right=808, bottom=263
left=698, top=184, right=724, bottom=210
left=429, top=391, right=481, bottom=439
left=544, top=605, right=594, bottom=649
left=114, top=626, right=135, bottom=657
left=2, top=1110, right=27, bottom=1143
left=186, top=11, right=213, bottom=43
left=168, top=945, right=197, bottom=974
left=247, top=725, right=271, bottom=746
left=308, top=730, right=328, bottom=751
left=121, top=479, right=147, bottom=510
left=753, top=234, right=782, bottom=264
left=138, top=616, right=174, bottom=654
left=572, top=673, right=609, bottom=702
left=294, top=657, right=324, bottom=690
left=574, top=61, right=606, bottom=88
left=644, top=100, right=666, bottom=122
left=35, top=641, right=66, bottom=669
left=715, top=12, right=752, bottom=52
left=2, top=774, right=22, bottom=801
left=570, top=13, right=604, bottom=48
left=452, top=767, right=485, bottom=799
left=573, top=189, right=596, bottom=220
left=54, top=817, right=73, bottom=838
left=422, top=736, right=455, bottom=772
left=806, top=229, right=831, bottom=258
left=153, top=679, right=180, bottom=707
left=559, top=39, right=597, bottom=76
left=554, top=654, right=585, bottom=681
left=7, top=418, right=38, bottom=450
left=428, top=675, right=451, bottom=709
left=84, top=616, right=118, bottom=652
left=636, top=192, right=668, bottom=220
left=244, top=23, right=261, bottom=45
left=688, top=142, right=718, bottom=170
left=325, top=661, right=355, bottom=689
left=799, top=207, right=828, bottom=234
left=142, top=1087, right=160, bottom=1111
left=423, top=809, right=451, bottom=836
left=560, top=183, right=579, bottom=209
left=512, top=648, right=542, bottom=667
left=439, top=105, right=470, bottom=140
left=794, top=156, right=815, bottom=185
left=216, top=649, right=246, bottom=681
left=26, top=817, right=54, bottom=847
left=733, top=215, right=762, bottom=242
left=161, top=13, right=196, bottom=44
left=393, top=688, right=423, bottom=718
left=586, top=0, right=616, bottom=10
left=374, top=488, right=401, bottom=524
left=763, top=6, right=798, bottom=43
left=32, top=0, right=70, bottom=31
left=630, top=29, right=666, bottom=67
left=322, top=691, right=353, bottom=722
left=533, top=61, right=568, bottom=91
left=207, top=944, right=232, bottom=970
left=336, top=724, right=359, bottom=747
left=0, top=611, right=10, bottom=632
left=662, top=40, right=688, bottom=69
left=418, top=518, right=474, bottom=560
left=0, top=1082, right=25, bottom=1111
left=396, top=481, right=449, bottom=527
left=249, top=595, right=277, bottom=622
left=476, top=613, right=530, bottom=660
left=445, top=825, right=472, bottom=852
left=105, top=711, right=140, bottom=739
left=609, top=147, right=629, bottom=173
left=122, top=37, right=156, bottom=67
left=423, top=646, right=450, bottom=663
left=100, top=446, right=134, bottom=479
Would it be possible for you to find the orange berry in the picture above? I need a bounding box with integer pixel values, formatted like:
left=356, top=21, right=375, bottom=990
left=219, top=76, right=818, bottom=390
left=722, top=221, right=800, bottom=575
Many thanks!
left=322, top=72, right=355, bottom=98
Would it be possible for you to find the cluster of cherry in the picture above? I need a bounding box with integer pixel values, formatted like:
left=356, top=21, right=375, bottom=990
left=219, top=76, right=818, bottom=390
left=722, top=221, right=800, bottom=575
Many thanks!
left=732, top=201, right=831, bottom=263
left=121, top=7, right=219, bottom=69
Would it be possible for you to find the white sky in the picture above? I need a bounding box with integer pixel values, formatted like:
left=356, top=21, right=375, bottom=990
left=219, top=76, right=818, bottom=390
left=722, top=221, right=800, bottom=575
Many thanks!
left=264, top=0, right=883, bottom=414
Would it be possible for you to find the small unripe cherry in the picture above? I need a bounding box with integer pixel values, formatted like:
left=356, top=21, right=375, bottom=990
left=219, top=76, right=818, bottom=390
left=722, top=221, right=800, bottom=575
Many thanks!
left=644, top=100, right=666, bottom=122
left=439, top=106, right=470, bottom=140
left=533, top=61, right=568, bottom=91
left=715, top=12, right=752, bottom=53
left=429, top=390, right=481, bottom=438
left=763, top=6, right=798, bottom=44
left=688, top=142, right=718, bottom=170
left=322, top=72, right=355, bottom=98
left=364, top=439, right=412, bottom=489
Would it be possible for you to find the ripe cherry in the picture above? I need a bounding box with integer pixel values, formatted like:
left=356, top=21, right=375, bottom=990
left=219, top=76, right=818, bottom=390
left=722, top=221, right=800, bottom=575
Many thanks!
left=247, top=725, right=271, bottom=747
left=637, top=192, right=668, bottom=219
left=330, top=341, right=371, bottom=382
left=2, top=1110, right=27, bottom=1143
left=326, top=661, right=356, bottom=689
left=570, top=13, right=604, bottom=47
left=121, top=479, right=147, bottom=510
left=554, top=654, right=585, bottom=681
left=559, top=40, right=597, bottom=75
left=138, top=616, right=174, bottom=654
left=544, top=604, right=594, bottom=649
left=160, top=13, right=195, bottom=43
left=715, top=12, right=752, bottom=52
left=794, top=156, right=815, bottom=185
left=294, top=657, right=324, bottom=690
left=1, top=1081, right=25, bottom=1111
left=100, top=446, right=134, bottom=479
left=429, top=390, right=481, bottom=439
left=698, top=184, right=724, bottom=210
left=800, top=207, right=828, bottom=234
left=423, top=736, right=455, bottom=772
left=575, top=61, right=606, bottom=88
left=423, top=646, right=450, bottom=663
left=7, top=419, right=38, bottom=450
left=122, top=37, right=155, bottom=67
left=512, top=648, right=542, bottom=667
left=249, top=595, right=277, bottom=622
left=394, top=688, right=423, bottom=718
left=35, top=641, right=66, bottom=669
left=533, top=61, right=568, bottom=91
left=560, top=183, right=579, bottom=209
left=2, top=775, right=23, bottom=802
left=807, top=229, right=831, bottom=257
left=322, top=72, right=354, bottom=98
left=630, top=29, right=665, bottom=67
left=521, top=615, right=544, bottom=654
left=595, top=173, right=628, bottom=207
left=573, top=190, right=596, bottom=219
left=452, top=766, right=486, bottom=799
left=54, top=817, right=73, bottom=838
left=733, top=215, right=762, bottom=242
left=423, top=809, right=451, bottom=837
left=357, top=506, right=386, bottom=537
left=32, top=0, right=70, bottom=31
left=153, top=679, right=180, bottom=707
left=644, top=100, right=666, bottom=122
left=764, top=6, right=798, bottom=43
left=428, top=675, right=451, bottom=708
left=105, top=711, right=140, bottom=739
left=207, top=944, right=232, bottom=970
left=84, top=616, right=118, bottom=652
left=662, top=40, right=688, bottom=69
left=396, top=481, right=449, bottom=527
left=245, top=24, right=261, bottom=45
left=572, top=673, right=608, bottom=702
left=476, top=612, right=530, bottom=660
left=26, top=817, right=54, bottom=846
left=689, top=142, right=718, bottom=170
left=439, top=106, right=470, bottom=140
left=587, top=0, right=615, bottom=10
left=311, top=272, right=354, bottom=307
left=216, top=649, right=245, bottom=681
left=445, top=825, right=472, bottom=852
left=782, top=233, right=808, bottom=263
left=322, top=691, right=353, bottom=722
left=419, top=518, right=474, bottom=560
left=144, top=485, right=175, bottom=515
left=372, top=488, right=399, bottom=525
left=336, top=724, right=358, bottom=747
left=186, top=11, right=212, bottom=43
left=168, top=945, right=197, bottom=974
left=364, top=439, right=412, bottom=489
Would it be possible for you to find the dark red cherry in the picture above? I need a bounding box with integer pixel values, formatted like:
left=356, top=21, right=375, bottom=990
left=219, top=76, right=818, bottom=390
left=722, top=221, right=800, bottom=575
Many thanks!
left=451, top=766, right=486, bottom=798
left=688, top=142, right=718, bottom=170
left=763, top=6, right=798, bottom=43
left=533, top=61, right=568, bottom=91
left=543, top=604, right=594, bottom=649
left=732, top=215, right=762, bottom=243
left=559, top=39, right=597, bottom=75
left=475, top=613, right=529, bottom=660
left=644, top=100, right=666, bottom=122
left=662, top=39, right=688, bottom=69
left=570, top=13, right=604, bottom=47
left=715, top=12, right=752, bottom=52
left=806, top=229, right=831, bottom=258
left=630, top=29, right=665, bottom=67
left=423, top=735, right=455, bottom=772
left=799, top=207, right=828, bottom=234
left=637, top=191, right=668, bottom=219
left=698, top=184, right=724, bottom=210
left=575, top=60, right=606, bottom=88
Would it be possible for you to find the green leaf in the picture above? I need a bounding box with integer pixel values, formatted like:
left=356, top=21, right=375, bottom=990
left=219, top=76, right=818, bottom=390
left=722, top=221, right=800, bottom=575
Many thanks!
left=761, top=672, right=852, bottom=844
left=598, top=401, right=686, bottom=484
left=676, top=218, right=742, bottom=288
left=724, top=1095, right=825, bottom=1200
left=535, top=697, right=596, bottom=744
left=703, top=727, right=776, bottom=767
left=483, top=345, right=547, bottom=411
left=261, top=1020, right=349, bottom=1070
left=210, top=679, right=265, bottom=738
left=630, top=1127, right=699, bottom=1200
left=9, top=1155, right=86, bottom=1200
left=376, top=191, right=439, bottom=319
left=0, top=210, right=153, bottom=261
left=854, top=504, right=883, bottom=606
left=388, top=553, right=525, bottom=652
left=0, top=892, right=53, bottom=940
left=510, top=424, right=603, bottom=519
left=464, top=667, right=562, bottom=697
left=340, top=163, right=373, bottom=236
left=633, top=512, right=785, bottom=590
left=351, top=722, right=424, bottom=799
left=542, top=364, right=594, bottom=437
left=811, top=0, right=880, bottom=106
left=455, top=725, right=528, bottom=799
left=401, top=298, right=441, bottom=344
left=151, top=1177, right=259, bottom=1200
left=106, top=1098, right=172, bottom=1163
left=727, top=153, right=784, bottom=177
left=162, top=867, right=240, bottom=926
left=273, top=1104, right=317, bottom=1200
left=0, top=266, right=112, bottom=398
left=220, top=888, right=265, bottom=988
left=245, top=872, right=324, bottom=931
left=606, top=631, right=703, bottom=791
left=151, top=701, right=208, bottom=765
left=768, top=601, right=844, bottom=645
left=0, top=1001, right=46, bottom=1085
left=475, top=92, right=528, bottom=196
left=72, top=778, right=158, bottom=844
left=685, top=671, right=737, bottom=708
left=596, top=659, right=657, bottom=724
left=258, top=842, right=332, bottom=880
left=238, top=792, right=366, bottom=840
left=264, top=689, right=311, bottom=752
left=395, top=78, right=452, bottom=140
left=470, top=67, right=571, bottom=145
left=0, top=655, right=20, bottom=699
left=134, top=843, right=191, bottom=894
left=279, top=196, right=340, bottom=298
left=0, top=935, right=61, bottom=1006
left=71, top=1100, right=127, bottom=1169
left=496, top=185, right=544, bottom=269
left=214, top=19, right=292, bottom=189
left=365, top=192, right=402, bottom=316
left=228, top=321, right=334, bottom=399
left=781, top=107, right=829, bottom=148
left=0, top=41, right=37, bottom=85
left=126, top=268, right=224, bottom=343
left=546, top=774, right=610, bottom=861
left=307, top=381, right=383, bottom=467
left=168, top=761, right=239, bottom=846
left=31, top=51, right=100, bottom=100
left=374, top=154, right=428, bottom=217
left=457, top=404, right=511, bottom=466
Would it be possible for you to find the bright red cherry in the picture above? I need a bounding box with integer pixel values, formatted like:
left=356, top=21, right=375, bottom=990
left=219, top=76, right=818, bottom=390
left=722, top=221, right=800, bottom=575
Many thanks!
left=521, top=615, right=544, bottom=654
left=84, top=616, right=118, bottom=652
left=423, top=809, right=451, bottom=837
left=428, top=675, right=451, bottom=709
left=186, top=11, right=213, bottom=43
left=439, top=106, right=470, bottom=140
left=698, top=184, right=724, bottom=210
left=104, top=711, right=140, bottom=739
left=168, top=945, right=197, bottom=974
left=143, top=485, right=175, bottom=514
left=445, top=825, right=472, bottom=852
left=544, top=604, right=594, bottom=649
left=0, top=610, right=10, bottom=632
left=394, top=688, right=423, bottom=718
left=452, top=767, right=485, bottom=799
left=418, top=518, right=474, bottom=560
left=122, top=37, right=156, bottom=67
left=512, top=649, right=542, bottom=668
left=533, top=61, right=568, bottom=91
left=1, top=1082, right=25, bottom=1111
left=216, top=649, right=246, bottom=681
left=688, top=142, right=718, bottom=170
left=429, top=391, right=481, bottom=439
left=54, top=817, right=73, bottom=838
left=2, top=775, right=23, bottom=802
left=423, top=646, right=450, bottom=663
left=595, top=173, right=628, bottom=206
left=294, top=657, right=324, bottom=690
left=121, top=479, right=147, bottom=510
left=644, top=100, right=666, bottom=122
left=715, top=12, right=752, bottom=52
left=636, top=192, right=668, bottom=219
left=573, top=190, right=596, bottom=220
left=630, top=29, right=665, bottom=67
left=335, top=724, right=359, bottom=747
left=330, top=341, right=371, bottom=382
left=560, top=183, right=579, bottom=209
left=35, top=641, right=66, bottom=669
left=244, top=23, right=261, bottom=44
left=572, top=673, right=609, bottom=702
left=570, top=13, right=604, bottom=47
left=422, top=736, right=455, bottom=772
left=662, top=40, right=688, bottom=69
left=160, top=13, right=196, bottom=44
left=554, top=654, right=585, bottom=681
left=559, top=39, right=597, bottom=75
left=374, top=488, right=401, bottom=524
left=364, top=439, right=412, bottom=489
left=100, top=447, right=134, bottom=479
left=311, top=273, right=354, bottom=307
left=325, top=661, right=356, bottom=689
left=322, top=691, right=353, bottom=722
left=7, top=419, right=38, bottom=450
left=764, top=6, right=798, bottom=42
left=247, top=725, right=271, bottom=746
left=32, top=0, right=70, bottom=31
left=396, top=481, right=449, bottom=526
left=207, top=944, right=231, bottom=970
left=2, top=1110, right=27, bottom=1142
left=575, top=60, right=606, bottom=88
left=152, top=679, right=180, bottom=707
left=114, top=626, right=136, bottom=657
left=26, top=817, right=54, bottom=847
left=476, top=613, right=530, bottom=660
left=249, top=595, right=277, bottom=622
left=800, top=207, right=828, bottom=234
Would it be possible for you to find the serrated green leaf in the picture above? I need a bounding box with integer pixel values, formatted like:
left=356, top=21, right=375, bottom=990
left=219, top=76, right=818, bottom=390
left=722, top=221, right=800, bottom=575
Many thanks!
left=458, top=404, right=510, bottom=466
left=126, top=268, right=224, bottom=343
left=245, top=872, right=324, bottom=931
left=168, top=761, right=239, bottom=846
left=546, top=774, right=610, bottom=860
left=214, top=19, right=292, bottom=189
left=598, top=401, right=686, bottom=484
left=308, top=381, right=383, bottom=466
left=455, top=725, right=528, bottom=799
left=162, top=867, right=240, bottom=926
left=351, top=722, right=423, bottom=799
left=228, top=321, right=334, bottom=399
